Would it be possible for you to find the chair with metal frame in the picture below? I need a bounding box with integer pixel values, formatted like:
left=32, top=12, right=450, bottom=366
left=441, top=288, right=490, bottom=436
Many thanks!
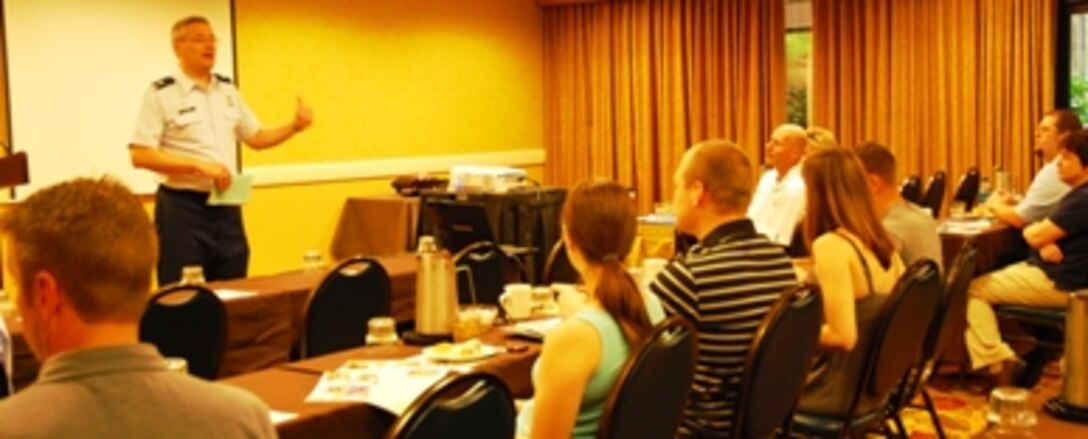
left=386, top=371, right=516, bottom=439
left=921, top=171, right=947, bottom=218
left=733, top=284, right=823, bottom=438
left=454, top=241, right=526, bottom=306
left=951, top=167, right=981, bottom=212
left=139, top=284, right=228, bottom=379
left=597, top=316, right=698, bottom=439
left=300, top=256, right=392, bottom=358
left=542, top=240, right=580, bottom=284
left=900, top=175, right=923, bottom=204
left=792, top=259, right=942, bottom=438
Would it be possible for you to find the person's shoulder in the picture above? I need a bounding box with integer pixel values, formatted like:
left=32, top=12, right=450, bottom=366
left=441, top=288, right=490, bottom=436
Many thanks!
left=812, top=232, right=852, bottom=254
left=149, top=75, right=177, bottom=91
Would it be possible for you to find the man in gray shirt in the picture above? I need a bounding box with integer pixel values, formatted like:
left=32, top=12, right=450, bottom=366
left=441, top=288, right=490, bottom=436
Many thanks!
left=0, top=177, right=275, bottom=438
left=856, top=142, right=943, bottom=270
left=988, top=110, right=1081, bottom=228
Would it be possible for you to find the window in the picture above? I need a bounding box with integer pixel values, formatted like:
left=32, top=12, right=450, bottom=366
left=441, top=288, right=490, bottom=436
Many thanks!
left=1070, top=3, right=1088, bottom=121
left=786, top=0, right=812, bottom=126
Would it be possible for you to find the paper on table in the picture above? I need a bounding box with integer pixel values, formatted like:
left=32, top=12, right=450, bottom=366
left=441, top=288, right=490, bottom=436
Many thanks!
left=214, top=289, right=257, bottom=301
left=208, top=173, right=253, bottom=206
left=303, top=358, right=451, bottom=415
left=940, top=219, right=993, bottom=236
left=269, top=410, right=298, bottom=425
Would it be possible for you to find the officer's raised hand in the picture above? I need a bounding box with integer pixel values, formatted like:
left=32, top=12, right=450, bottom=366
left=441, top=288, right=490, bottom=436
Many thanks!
left=293, top=96, right=313, bottom=132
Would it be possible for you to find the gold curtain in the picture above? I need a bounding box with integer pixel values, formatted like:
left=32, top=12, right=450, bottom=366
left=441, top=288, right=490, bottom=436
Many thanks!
left=812, top=0, right=1055, bottom=200
left=542, top=0, right=786, bottom=211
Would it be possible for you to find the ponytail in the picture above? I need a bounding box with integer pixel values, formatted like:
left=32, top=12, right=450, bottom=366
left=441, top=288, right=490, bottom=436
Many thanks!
left=595, top=257, right=652, bottom=345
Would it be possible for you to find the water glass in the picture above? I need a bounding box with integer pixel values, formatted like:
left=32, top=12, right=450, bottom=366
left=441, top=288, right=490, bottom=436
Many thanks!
left=452, top=305, right=498, bottom=342
left=949, top=201, right=967, bottom=219
left=986, top=386, right=1037, bottom=427
left=179, top=265, right=205, bottom=286
left=365, top=316, right=399, bottom=346
left=302, top=250, right=323, bottom=273
left=164, top=357, right=189, bottom=374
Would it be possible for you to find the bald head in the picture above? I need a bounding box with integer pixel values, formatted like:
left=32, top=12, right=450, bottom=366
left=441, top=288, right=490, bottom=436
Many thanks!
left=766, top=124, right=808, bottom=174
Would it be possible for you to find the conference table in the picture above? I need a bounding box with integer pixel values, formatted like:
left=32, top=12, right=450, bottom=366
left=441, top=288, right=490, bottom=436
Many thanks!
left=222, top=329, right=540, bottom=439
left=6, top=253, right=420, bottom=390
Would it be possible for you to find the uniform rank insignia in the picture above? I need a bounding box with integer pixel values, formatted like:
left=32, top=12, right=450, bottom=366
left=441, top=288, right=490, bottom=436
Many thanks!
left=153, top=76, right=176, bottom=90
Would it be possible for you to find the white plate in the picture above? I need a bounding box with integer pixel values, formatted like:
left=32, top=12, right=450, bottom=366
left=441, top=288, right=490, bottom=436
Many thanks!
left=422, top=344, right=500, bottom=363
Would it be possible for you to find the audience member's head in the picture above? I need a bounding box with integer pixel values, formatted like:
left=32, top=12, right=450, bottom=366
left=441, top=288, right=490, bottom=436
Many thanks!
left=802, top=148, right=896, bottom=266
left=805, top=126, right=839, bottom=151
left=2, top=177, right=155, bottom=361
left=1057, top=129, right=1088, bottom=188
left=1036, top=109, right=1083, bottom=161
left=562, top=180, right=650, bottom=344
left=672, top=140, right=754, bottom=239
left=765, top=124, right=808, bottom=174
left=854, top=141, right=898, bottom=195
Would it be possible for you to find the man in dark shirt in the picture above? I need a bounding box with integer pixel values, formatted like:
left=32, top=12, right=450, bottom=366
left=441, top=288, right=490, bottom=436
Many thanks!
left=966, top=129, right=1088, bottom=375
left=650, top=140, right=798, bottom=437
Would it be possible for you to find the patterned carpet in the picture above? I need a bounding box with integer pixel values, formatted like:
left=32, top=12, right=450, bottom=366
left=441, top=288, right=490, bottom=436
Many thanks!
left=900, top=386, right=990, bottom=438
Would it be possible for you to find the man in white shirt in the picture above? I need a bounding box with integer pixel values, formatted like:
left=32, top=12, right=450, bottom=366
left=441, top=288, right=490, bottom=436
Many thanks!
left=748, top=124, right=808, bottom=246
left=988, top=110, right=1081, bottom=228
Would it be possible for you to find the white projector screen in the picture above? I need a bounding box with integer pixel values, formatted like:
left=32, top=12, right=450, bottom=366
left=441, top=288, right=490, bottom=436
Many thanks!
left=5, top=0, right=235, bottom=197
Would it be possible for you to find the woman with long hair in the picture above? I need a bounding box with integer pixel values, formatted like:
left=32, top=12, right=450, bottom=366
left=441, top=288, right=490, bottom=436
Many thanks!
left=516, top=180, right=653, bottom=439
left=797, top=147, right=905, bottom=416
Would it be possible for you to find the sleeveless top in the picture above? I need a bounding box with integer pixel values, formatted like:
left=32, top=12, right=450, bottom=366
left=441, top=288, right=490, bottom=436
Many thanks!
left=516, top=308, right=631, bottom=438
left=798, top=231, right=904, bottom=416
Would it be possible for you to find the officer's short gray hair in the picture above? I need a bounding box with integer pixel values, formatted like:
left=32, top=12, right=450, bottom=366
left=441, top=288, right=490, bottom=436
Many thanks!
left=172, top=15, right=210, bottom=43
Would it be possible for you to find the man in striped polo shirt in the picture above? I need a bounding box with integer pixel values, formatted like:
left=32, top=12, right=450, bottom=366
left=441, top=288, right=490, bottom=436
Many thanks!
left=651, top=140, right=798, bottom=437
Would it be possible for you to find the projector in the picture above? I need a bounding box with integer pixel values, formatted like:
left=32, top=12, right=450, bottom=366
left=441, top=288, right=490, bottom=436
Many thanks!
left=448, top=165, right=528, bottom=193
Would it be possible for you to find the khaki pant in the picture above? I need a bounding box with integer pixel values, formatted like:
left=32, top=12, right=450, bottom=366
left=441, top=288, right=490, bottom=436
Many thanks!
left=965, top=261, right=1069, bottom=370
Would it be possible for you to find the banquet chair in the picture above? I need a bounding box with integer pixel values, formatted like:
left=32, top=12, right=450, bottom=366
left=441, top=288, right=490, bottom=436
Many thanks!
left=454, top=241, right=526, bottom=305
left=597, top=317, right=697, bottom=439
left=892, top=246, right=976, bottom=439
left=139, top=284, right=227, bottom=379
left=900, top=175, right=923, bottom=204
left=792, top=260, right=942, bottom=438
left=733, top=284, right=823, bottom=438
left=921, top=171, right=947, bottom=218
left=951, top=167, right=981, bottom=211
left=542, top=240, right=580, bottom=284
left=387, top=371, right=515, bottom=439
left=300, top=256, right=391, bottom=358
left=993, top=305, right=1067, bottom=388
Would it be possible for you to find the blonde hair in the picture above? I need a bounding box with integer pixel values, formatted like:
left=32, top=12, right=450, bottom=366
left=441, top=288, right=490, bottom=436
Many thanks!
left=802, top=148, right=896, bottom=267
left=171, top=15, right=210, bottom=43
left=805, top=126, right=839, bottom=152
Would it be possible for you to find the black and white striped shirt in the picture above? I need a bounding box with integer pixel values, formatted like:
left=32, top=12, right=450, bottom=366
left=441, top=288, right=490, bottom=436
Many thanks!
left=651, top=219, right=798, bottom=438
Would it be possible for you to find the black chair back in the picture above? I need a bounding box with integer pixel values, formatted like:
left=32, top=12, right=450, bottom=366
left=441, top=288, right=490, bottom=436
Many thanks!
left=598, top=317, right=697, bottom=439
left=139, top=284, right=227, bottom=379
left=952, top=167, right=981, bottom=211
left=300, top=256, right=391, bottom=358
left=900, top=175, right=923, bottom=204
left=930, top=243, right=979, bottom=368
left=735, top=284, right=823, bottom=439
left=454, top=241, right=522, bottom=305
left=387, top=371, right=515, bottom=439
left=542, top=240, right=580, bottom=284
left=921, top=171, right=947, bottom=218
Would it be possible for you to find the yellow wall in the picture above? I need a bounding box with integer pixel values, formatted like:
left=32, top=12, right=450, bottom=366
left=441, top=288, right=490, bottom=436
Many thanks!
left=233, top=0, right=544, bottom=275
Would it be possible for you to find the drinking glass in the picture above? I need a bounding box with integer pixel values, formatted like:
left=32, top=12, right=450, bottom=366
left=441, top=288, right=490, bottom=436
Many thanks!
left=986, top=386, right=1037, bottom=427
left=302, top=250, right=323, bottom=273
left=949, top=201, right=967, bottom=220
left=164, top=357, right=189, bottom=374
left=365, top=316, right=399, bottom=345
left=180, top=265, right=205, bottom=286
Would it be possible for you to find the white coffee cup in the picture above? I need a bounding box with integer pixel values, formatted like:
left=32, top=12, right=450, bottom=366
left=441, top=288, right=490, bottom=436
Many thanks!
left=641, top=258, right=668, bottom=285
left=500, top=283, right=533, bottom=319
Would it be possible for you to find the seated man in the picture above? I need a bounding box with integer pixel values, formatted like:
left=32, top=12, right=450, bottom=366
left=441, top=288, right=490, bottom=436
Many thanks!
left=748, top=124, right=808, bottom=246
left=855, top=141, right=943, bottom=269
left=988, top=110, right=1081, bottom=228
left=651, top=140, right=797, bottom=437
left=0, top=178, right=274, bottom=438
left=966, top=129, right=1088, bottom=378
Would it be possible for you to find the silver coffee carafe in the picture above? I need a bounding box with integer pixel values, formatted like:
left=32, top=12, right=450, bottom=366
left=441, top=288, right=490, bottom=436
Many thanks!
left=414, top=236, right=457, bottom=336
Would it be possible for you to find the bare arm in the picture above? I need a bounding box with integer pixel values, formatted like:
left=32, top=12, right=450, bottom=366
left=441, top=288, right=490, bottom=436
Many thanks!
left=529, top=319, right=600, bottom=439
left=129, top=146, right=231, bottom=192
left=242, top=96, right=313, bottom=150
left=1023, top=219, right=1067, bottom=249
left=813, top=236, right=859, bottom=351
left=990, top=204, right=1027, bottom=229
